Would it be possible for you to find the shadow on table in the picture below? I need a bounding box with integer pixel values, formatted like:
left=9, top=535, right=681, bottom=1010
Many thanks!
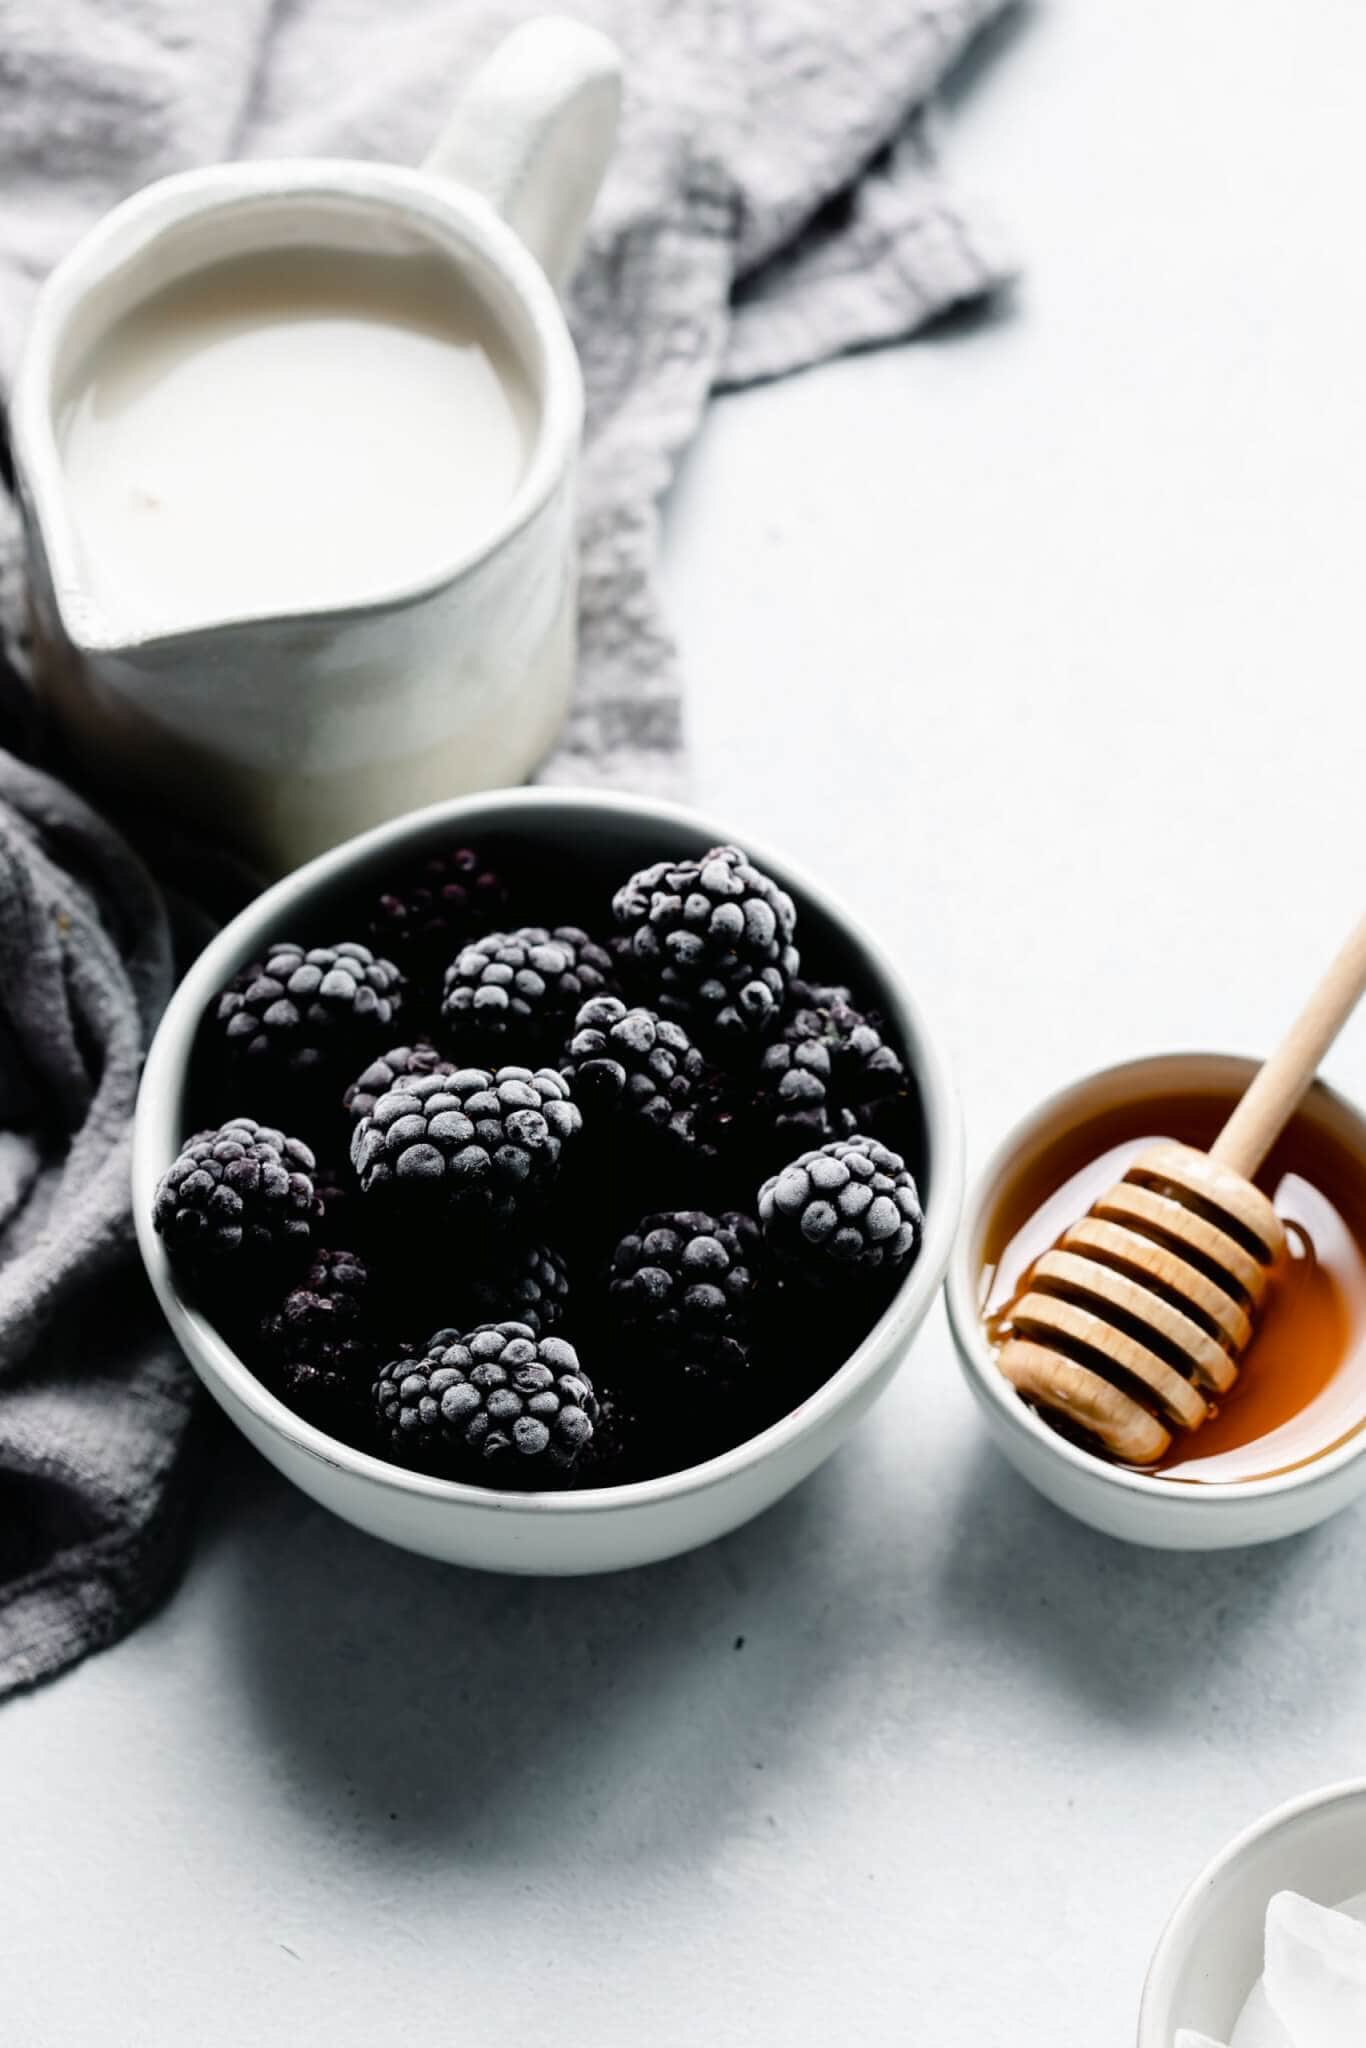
left=210, top=1435, right=897, bottom=1868
left=940, top=0, right=1034, bottom=118
left=931, top=1438, right=1358, bottom=1728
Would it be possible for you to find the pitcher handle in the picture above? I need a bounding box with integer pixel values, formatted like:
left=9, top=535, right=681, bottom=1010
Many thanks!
left=424, top=15, right=622, bottom=296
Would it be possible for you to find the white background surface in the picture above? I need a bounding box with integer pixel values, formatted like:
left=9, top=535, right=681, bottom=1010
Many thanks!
left=4, top=3, right=1366, bottom=2042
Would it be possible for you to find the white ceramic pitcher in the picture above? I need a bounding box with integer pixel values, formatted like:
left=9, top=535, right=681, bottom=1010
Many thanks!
left=9, top=15, right=621, bottom=875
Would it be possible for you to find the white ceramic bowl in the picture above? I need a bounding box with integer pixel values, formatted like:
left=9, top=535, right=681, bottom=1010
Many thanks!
left=1138, top=1777, right=1366, bottom=2044
left=945, top=1053, right=1366, bottom=1550
left=133, top=787, right=963, bottom=1575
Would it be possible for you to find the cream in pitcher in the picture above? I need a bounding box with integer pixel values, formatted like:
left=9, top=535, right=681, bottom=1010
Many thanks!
left=10, top=15, right=622, bottom=874
left=59, top=247, right=537, bottom=637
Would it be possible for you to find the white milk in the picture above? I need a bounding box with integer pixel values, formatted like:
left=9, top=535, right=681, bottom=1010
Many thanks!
left=58, top=246, right=536, bottom=635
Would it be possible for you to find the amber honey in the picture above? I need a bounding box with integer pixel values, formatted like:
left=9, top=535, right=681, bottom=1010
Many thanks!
left=980, top=1082, right=1366, bottom=1482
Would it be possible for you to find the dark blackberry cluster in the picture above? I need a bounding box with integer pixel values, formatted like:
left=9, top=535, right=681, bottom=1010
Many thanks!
left=153, top=1119, right=319, bottom=1273
left=369, top=843, right=510, bottom=973
left=216, top=941, right=403, bottom=1085
left=154, top=835, right=924, bottom=1492
left=612, top=844, right=799, bottom=1042
left=610, top=1204, right=765, bottom=1400
left=758, top=1136, right=923, bottom=1282
left=441, top=926, right=614, bottom=1055
left=260, top=1247, right=375, bottom=1428
left=350, top=1067, right=580, bottom=1221
left=756, top=980, right=907, bottom=1155
left=461, top=1240, right=570, bottom=1338
left=561, top=995, right=717, bottom=1155
left=373, top=1324, right=597, bottom=1481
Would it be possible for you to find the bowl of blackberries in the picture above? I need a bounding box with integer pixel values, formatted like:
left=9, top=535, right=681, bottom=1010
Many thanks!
left=133, top=790, right=962, bottom=1573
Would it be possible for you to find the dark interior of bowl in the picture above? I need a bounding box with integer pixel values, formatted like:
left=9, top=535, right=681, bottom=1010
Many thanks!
left=166, top=801, right=929, bottom=1493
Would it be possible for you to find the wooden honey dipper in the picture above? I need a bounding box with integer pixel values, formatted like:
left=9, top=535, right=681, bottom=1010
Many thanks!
left=998, top=913, right=1366, bottom=1465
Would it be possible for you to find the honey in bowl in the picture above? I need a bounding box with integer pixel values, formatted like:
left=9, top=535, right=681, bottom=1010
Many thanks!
left=979, top=1080, right=1366, bottom=1482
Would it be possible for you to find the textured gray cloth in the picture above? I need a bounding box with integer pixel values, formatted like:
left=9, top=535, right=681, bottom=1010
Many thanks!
left=0, top=0, right=1012, bottom=1694
left=0, top=743, right=198, bottom=1692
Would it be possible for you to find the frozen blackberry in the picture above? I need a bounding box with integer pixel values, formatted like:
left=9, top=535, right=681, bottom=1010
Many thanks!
left=611, top=844, right=799, bottom=1043
left=757, top=982, right=907, bottom=1147
left=344, top=1041, right=455, bottom=1123
left=215, top=941, right=404, bottom=1084
left=608, top=1210, right=763, bottom=1392
left=260, top=1247, right=375, bottom=1428
left=441, top=926, right=615, bottom=1056
left=369, top=844, right=510, bottom=971
left=152, top=1118, right=319, bottom=1275
left=373, top=1323, right=597, bottom=1482
left=562, top=995, right=713, bottom=1151
left=350, top=1066, right=581, bottom=1222
left=462, top=1240, right=570, bottom=1337
left=758, top=1135, right=922, bottom=1282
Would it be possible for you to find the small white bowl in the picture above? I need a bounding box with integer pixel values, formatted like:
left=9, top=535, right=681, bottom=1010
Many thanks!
left=945, top=1053, right=1366, bottom=1550
left=133, top=787, right=963, bottom=1575
left=1138, top=1777, right=1366, bottom=2044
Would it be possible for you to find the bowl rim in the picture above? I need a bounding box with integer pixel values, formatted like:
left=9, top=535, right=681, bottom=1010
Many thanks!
left=133, top=785, right=965, bottom=1517
left=944, top=1050, right=1366, bottom=1509
left=1136, top=1775, right=1366, bottom=2044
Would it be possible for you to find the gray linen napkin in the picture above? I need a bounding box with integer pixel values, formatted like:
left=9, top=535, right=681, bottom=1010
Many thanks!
left=0, top=0, right=1013, bottom=1695
left=0, top=736, right=197, bottom=1691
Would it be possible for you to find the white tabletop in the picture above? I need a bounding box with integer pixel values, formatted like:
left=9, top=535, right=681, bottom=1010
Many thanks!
left=4, top=3, right=1365, bottom=2042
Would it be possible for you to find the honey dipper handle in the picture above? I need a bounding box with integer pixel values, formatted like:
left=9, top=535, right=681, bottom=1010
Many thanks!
left=1210, top=911, right=1366, bottom=1179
